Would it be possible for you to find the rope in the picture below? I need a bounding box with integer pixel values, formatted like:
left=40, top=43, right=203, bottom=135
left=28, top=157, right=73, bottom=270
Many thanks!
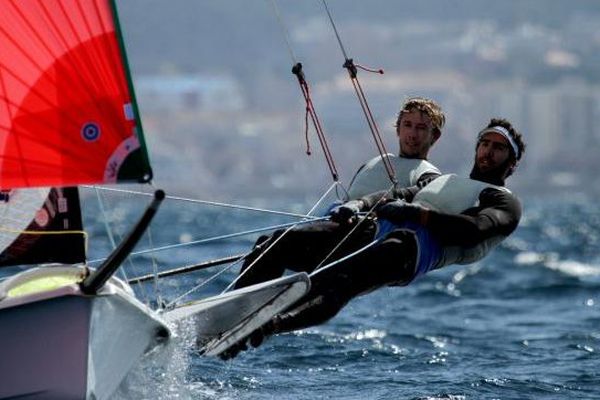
left=349, top=74, right=396, bottom=184
left=320, top=0, right=397, bottom=186
left=223, top=181, right=343, bottom=292
left=86, top=216, right=329, bottom=265
left=312, top=183, right=395, bottom=273
left=321, top=0, right=350, bottom=60
left=164, top=181, right=350, bottom=308
left=82, top=185, right=318, bottom=220
left=310, top=238, right=381, bottom=277
left=306, top=181, right=346, bottom=215
left=93, top=187, right=152, bottom=305
left=222, top=223, right=296, bottom=293
left=165, top=253, right=247, bottom=309
left=268, top=0, right=298, bottom=64
left=269, top=0, right=340, bottom=182
left=293, top=62, right=339, bottom=181
left=84, top=183, right=342, bottom=307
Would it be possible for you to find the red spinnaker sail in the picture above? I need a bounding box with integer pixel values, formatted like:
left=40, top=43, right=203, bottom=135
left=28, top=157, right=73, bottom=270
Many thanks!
left=0, top=0, right=152, bottom=190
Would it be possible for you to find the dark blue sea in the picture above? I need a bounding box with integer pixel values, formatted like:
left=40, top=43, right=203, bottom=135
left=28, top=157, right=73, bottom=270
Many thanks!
left=61, top=192, right=600, bottom=398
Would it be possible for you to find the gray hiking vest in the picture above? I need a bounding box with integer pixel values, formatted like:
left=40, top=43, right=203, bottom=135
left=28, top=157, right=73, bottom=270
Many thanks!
left=347, top=154, right=439, bottom=199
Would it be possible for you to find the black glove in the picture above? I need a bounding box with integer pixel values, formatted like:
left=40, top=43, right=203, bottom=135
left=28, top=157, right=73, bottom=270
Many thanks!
left=329, top=200, right=362, bottom=224
left=376, top=200, right=423, bottom=224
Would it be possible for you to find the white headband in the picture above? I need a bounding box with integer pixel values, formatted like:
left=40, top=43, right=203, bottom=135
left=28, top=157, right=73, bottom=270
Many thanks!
left=478, top=126, right=520, bottom=159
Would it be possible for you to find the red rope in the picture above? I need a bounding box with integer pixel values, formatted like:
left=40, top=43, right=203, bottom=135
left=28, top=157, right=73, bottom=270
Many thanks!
left=355, top=63, right=384, bottom=75
left=345, top=62, right=396, bottom=185
left=304, top=105, right=311, bottom=155
left=319, top=0, right=395, bottom=186
left=294, top=64, right=339, bottom=182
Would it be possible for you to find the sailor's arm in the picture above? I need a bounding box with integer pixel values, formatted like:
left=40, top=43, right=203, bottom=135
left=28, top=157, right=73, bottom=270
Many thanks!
left=419, top=188, right=522, bottom=247
left=331, top=172, right=441, bottom=224
left=359, top=171, right=441, bottom=209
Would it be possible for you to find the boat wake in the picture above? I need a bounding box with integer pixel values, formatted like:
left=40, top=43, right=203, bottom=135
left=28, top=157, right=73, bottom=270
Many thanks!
left=112, top=319, right=200, bottom=400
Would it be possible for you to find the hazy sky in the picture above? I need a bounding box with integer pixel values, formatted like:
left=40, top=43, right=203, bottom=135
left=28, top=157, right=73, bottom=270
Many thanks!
left=114, top=1, right=600, bottom=200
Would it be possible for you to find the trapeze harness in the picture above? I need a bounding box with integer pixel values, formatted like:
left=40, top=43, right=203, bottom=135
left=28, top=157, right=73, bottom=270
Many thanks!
left=376, top=174, right=511, bottom=284
left=347, top=154, right=440, bottom=199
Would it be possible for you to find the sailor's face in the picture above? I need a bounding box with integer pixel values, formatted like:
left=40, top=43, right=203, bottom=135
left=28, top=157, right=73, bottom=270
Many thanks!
left=475, top=132, right=511, bottom=173
left=396, top=110, right=438, bottom=158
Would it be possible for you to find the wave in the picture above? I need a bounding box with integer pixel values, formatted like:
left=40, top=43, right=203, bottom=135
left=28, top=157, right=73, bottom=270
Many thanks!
left=515, top=251, right=600, bottom=278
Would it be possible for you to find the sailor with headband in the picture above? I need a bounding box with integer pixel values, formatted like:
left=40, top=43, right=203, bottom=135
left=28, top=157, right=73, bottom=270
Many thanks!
left=234, top=118, right=527, bottom=349
left=221, top=118, right=526, bottom=359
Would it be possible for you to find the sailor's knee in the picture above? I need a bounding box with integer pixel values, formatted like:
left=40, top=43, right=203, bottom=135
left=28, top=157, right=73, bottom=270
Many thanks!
left=375, top=233, right=418, bottom=283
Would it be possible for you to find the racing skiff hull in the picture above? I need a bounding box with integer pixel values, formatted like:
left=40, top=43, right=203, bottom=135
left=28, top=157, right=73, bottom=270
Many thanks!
left=0, top=267, right=170, bottom=400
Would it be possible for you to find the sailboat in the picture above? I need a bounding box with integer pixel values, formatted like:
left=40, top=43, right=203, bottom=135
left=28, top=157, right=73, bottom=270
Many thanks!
left=0, top=2, right=312, bottom=398
left=0, top=1, right=170, bottom=398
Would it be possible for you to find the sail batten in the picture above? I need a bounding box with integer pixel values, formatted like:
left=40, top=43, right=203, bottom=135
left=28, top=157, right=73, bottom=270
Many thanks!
left=0, top=0, right=151, bottom=190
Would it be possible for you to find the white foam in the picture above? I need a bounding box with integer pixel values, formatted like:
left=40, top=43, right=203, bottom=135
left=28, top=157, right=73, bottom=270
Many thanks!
left=515, top=251, right=600, bottom=277
left=546, top=259, right=600, bottom=277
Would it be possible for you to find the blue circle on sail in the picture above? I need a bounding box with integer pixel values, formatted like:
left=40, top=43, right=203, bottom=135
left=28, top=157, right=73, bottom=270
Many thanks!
left=81, top=122, right=101, bottom=142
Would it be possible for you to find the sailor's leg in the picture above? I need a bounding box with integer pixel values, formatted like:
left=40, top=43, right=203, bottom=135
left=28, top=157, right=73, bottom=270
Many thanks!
left=221, top=231, right=421, bottom=358
left=264, top=232, right=418, bottom=334
left=234, top=232, right=287, bottom=288
left=284, top=219, right=377, bottom=272
left=234, top=220, right=374, bottom=289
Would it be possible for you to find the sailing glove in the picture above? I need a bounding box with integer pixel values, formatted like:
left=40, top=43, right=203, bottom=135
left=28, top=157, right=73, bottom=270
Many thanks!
left=376, top=200, right=425, bottom=225
left=330, top=200, right=363, bottom=224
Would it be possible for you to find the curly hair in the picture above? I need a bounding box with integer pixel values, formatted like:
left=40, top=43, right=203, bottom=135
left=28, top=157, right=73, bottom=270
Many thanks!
left=396, top=97, right=446, bottom=136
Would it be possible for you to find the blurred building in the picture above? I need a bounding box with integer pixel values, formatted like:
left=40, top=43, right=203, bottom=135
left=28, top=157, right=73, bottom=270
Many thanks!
left=135, top=74, right=245, bottom=113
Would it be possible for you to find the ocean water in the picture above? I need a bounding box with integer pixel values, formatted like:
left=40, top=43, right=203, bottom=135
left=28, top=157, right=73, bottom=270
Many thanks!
left=23, top=191, right=600, bottom=399
left=99, top=192, right=600, bottom=400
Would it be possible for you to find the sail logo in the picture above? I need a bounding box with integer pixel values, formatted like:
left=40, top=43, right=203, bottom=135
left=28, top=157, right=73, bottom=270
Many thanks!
left=35, top=208, right=50, bottom=228
left=81, top=122, right=101, bottom=142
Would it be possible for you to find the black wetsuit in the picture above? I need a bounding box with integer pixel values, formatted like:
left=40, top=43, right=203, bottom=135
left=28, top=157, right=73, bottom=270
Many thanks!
left=233, top=172, right=439, bottom=290
left=264, top=186, right=522, bottom=335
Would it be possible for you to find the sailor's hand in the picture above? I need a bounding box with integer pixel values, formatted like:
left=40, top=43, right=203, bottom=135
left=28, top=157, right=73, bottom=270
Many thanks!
left=376, top=200, right=424, bottom=224
left=329, top=200, right=362, bottom=224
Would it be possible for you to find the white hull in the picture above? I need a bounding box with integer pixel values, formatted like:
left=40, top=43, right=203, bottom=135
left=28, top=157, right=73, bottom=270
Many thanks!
left=0, top=267, right=170, bottom=400
left=165, top=273, right=310, bottom=356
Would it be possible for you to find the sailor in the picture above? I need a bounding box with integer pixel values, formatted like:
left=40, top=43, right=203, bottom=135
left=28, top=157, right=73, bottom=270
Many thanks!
left=344, top=96, right=445, bottom=203
left=234, top=117, right=525, bottom=354
left=233, top=97, right=446, bottom=289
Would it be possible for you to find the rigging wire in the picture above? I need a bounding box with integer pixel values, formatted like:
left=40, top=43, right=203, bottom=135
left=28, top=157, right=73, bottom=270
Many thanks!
left=84, top=182, right=339, bottom=306
left=83, top=185, right=320, bottom=220
left=93, top=187, right=152, bottom=305
left=86, top=216, right=330, bottom=265
left=312, top=183, right=395, bottom=273
left=222, top=181, right=341, bottom=293
left=320, top=0, right=397, bottom=186
left=165, top=253, right=246, bottom=309
left=293, top=62, right=339, bottom=181
left=311, top=237, right=381, bottom=277
left=161, top=182, right=341, bottom=306
left=268, top=0, right=298, bottom=64
left=90, top=0, right=406, bottom=304
left=269, top=0, right=340, bottom=182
